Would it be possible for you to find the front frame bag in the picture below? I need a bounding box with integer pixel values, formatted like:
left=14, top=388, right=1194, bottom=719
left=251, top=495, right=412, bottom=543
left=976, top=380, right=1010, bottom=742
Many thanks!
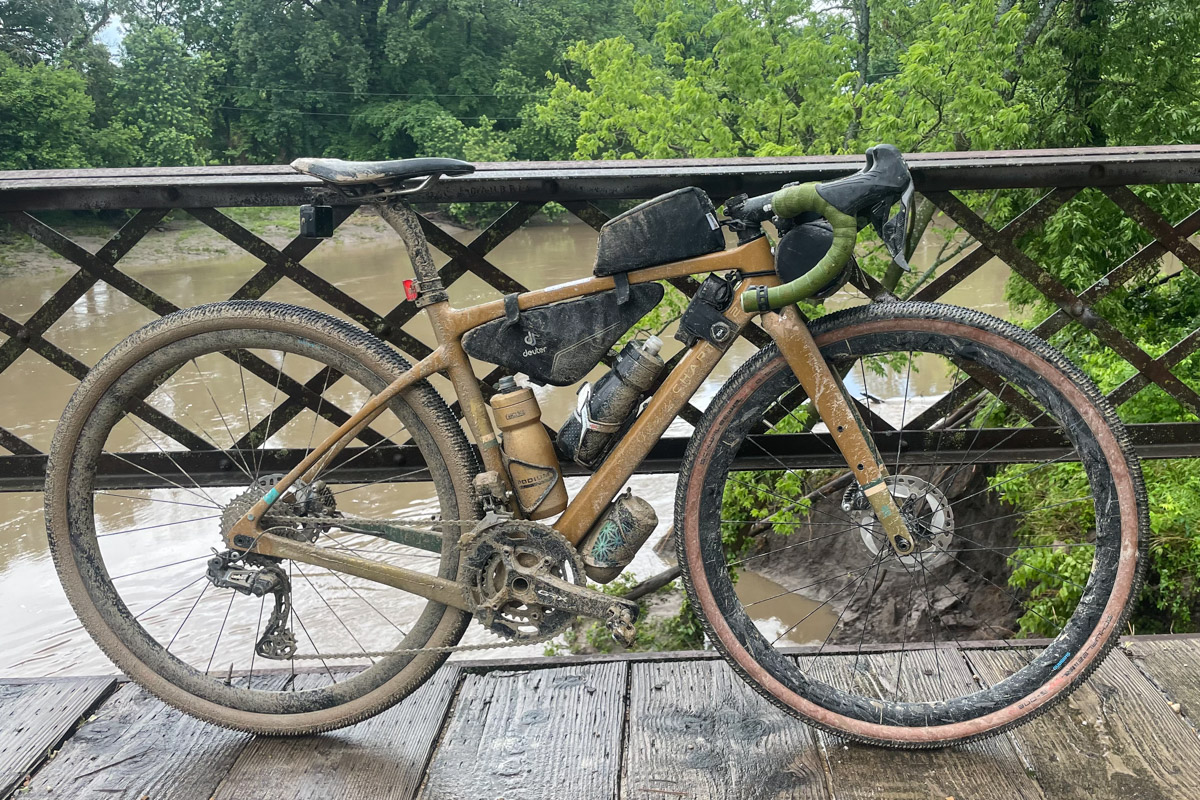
left=462, top=283, right=664, bottom=386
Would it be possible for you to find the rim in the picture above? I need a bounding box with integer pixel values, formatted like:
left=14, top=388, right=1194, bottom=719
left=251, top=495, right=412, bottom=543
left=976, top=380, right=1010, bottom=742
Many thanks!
left=52, top=315, right=469, bottom=716
left=682, top=314, right=1140, bottom=743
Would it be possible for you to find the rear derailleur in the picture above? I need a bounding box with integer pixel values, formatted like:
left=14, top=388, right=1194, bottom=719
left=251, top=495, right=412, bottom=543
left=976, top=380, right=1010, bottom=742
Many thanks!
left=206, top=551, right=296, bottom=660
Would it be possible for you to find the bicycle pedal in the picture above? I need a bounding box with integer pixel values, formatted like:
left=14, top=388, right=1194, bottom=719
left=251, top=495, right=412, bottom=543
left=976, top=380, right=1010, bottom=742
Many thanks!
left=605, top=605, right=638, bottom=648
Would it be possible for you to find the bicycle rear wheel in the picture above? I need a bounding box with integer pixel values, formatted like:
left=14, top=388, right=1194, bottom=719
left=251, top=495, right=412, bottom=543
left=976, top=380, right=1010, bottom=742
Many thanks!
left=677, top=302, right=1146, bottom=747
left=46, top=301, right=480, bottom=734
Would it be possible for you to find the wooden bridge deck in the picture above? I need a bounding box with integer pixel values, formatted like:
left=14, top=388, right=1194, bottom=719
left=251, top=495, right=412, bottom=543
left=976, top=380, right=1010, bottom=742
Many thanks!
left=3, top=636, right=1200, bottom=799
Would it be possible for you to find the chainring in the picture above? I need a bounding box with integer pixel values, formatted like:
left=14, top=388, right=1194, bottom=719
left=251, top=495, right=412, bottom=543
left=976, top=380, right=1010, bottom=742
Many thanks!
left=460, top=519, right=585, bottom=642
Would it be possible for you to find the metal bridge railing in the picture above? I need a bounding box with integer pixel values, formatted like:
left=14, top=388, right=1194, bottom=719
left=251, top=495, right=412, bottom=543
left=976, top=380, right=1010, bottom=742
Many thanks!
left=1, top=146, right=1198, bottom=492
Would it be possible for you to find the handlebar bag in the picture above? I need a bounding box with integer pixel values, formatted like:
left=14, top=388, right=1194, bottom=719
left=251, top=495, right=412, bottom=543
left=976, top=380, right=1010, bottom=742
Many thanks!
left=594, top=188, right=725, bottom=277
left=462, top=282, right=664, bottom=386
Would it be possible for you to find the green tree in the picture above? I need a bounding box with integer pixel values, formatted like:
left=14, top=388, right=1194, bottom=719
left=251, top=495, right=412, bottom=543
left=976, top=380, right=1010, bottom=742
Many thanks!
left=538, top=0, right=1200, bottom=635
left=0, top=51, right=137, bottom=168
left=0, top=0, right=112, bottom=64
left=114, top=23, right=220, bottom=165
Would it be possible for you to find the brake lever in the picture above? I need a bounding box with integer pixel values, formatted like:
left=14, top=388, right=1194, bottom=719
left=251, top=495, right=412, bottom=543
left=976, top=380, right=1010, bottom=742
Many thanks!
left=870, top=180, right=915, bottom=272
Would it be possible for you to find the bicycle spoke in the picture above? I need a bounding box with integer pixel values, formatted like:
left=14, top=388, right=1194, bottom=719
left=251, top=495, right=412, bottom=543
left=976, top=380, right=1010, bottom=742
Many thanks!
left=191, top=357, right=257, bottom=482
left=107, top=449, right=220, bottom=509
left=98, top=492, right=217, bottom=510
left=745, top=558, right=890, bottom=609
left=291, top=602, right=337, bottom=684
left=294, top=563, right=374, bottom=663
left=770, top=560, right=876, bottom=647
left=111, top=553, right=213, bottom=581
left=167, top=579, right=209, bottom=652
left=205, top=590, right=237, bottom=675
left=725, top=523, right=867, bottom=569
left=317, top=531, right=411, bottom=637
left=850, top=549, right=887, bottom=673
left=239, top=595, right=262, bottom=688
left=950, top=530, right=1087, bottom=591
left=816, top=547, right=886, bottom=654
left=134, top=575, right=208, bottom=620
left=99, top=515, right=221, bottom=538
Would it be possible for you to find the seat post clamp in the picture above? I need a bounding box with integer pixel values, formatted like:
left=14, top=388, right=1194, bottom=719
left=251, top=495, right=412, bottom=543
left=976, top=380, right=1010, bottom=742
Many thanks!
left=413, top=278, right=448, bottom=308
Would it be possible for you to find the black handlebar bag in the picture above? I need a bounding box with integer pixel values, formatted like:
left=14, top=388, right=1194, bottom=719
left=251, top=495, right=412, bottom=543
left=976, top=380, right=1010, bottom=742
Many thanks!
left=462, top=283, right=664, bottom=386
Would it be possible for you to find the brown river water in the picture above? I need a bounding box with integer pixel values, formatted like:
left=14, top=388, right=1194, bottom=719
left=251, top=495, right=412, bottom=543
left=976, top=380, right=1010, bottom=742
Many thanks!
left=0, top=218, right=1011, bottom=676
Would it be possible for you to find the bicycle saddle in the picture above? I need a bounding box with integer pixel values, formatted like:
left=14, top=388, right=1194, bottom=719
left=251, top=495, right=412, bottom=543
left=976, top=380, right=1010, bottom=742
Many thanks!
left=290, top=157, right=475, bottom=186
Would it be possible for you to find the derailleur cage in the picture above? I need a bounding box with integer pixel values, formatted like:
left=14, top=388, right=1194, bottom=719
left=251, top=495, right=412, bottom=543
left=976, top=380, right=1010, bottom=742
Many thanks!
left=206, top=551, right=297, bottom=660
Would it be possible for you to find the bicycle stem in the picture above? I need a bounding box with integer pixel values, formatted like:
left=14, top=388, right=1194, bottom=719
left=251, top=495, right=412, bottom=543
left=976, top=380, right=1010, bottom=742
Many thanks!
left=761, top=305, right=916, bottom=556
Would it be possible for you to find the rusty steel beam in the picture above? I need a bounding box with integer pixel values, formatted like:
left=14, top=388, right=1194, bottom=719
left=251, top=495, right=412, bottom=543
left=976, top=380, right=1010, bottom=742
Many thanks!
left=1, top=423, right=1196, bottom=492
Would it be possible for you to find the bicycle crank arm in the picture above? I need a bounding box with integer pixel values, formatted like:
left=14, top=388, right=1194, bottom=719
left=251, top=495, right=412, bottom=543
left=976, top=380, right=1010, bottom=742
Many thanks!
left=525, top=573, right=640, bottom=646
left=235, top=530, right=473, bottom=612
left=761, top=305, right=916, bottom=556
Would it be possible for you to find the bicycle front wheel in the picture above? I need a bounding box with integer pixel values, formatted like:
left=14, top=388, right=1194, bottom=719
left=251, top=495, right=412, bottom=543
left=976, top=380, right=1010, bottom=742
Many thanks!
left=677, top=302, right=1146, bottom=747
left=46, top=301, right=480, bottom=735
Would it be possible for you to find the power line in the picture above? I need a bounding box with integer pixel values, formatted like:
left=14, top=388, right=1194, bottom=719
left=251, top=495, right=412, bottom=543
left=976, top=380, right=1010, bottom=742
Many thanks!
left=214, top=105, right=526, bottom=121
left=219, top=83, right=541, bottom=98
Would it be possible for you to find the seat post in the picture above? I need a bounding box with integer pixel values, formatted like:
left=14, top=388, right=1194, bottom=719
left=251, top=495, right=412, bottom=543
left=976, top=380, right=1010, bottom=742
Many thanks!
left=377, top=198, right=447, bottom=305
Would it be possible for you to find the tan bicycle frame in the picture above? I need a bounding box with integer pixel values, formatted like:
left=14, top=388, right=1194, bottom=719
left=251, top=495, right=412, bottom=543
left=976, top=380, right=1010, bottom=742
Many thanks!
left=229, top=199, right=910, bottom=611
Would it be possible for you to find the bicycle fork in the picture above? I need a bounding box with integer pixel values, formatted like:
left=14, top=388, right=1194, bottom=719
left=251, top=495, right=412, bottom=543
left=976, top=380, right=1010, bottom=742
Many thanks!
left=761, top=305, right=917, bottom=557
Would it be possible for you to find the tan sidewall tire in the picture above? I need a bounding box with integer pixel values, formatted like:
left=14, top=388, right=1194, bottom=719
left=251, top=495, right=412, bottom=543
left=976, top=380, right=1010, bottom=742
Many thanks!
left=677, top=303, right=1146, bottom=747
left=46, top=302, right=480, bottom=735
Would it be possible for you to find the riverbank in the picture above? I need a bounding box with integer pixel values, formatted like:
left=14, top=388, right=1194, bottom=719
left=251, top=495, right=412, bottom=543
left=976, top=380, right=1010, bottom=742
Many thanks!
left=0, top=206, right=471, bottom=277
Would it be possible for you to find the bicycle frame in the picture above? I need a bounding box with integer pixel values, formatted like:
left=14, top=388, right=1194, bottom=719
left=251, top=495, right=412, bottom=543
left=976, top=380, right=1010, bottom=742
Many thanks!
left=226, top=198, right=912, bottom=612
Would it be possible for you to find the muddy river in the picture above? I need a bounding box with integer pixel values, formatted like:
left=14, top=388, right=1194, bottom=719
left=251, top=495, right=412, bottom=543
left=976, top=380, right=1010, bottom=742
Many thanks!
left=0, top=216, right=1011, bottom=675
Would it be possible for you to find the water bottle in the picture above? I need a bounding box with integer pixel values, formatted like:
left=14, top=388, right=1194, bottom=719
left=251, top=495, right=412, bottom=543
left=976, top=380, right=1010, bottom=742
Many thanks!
left=556, top=336, right=665, bottom=469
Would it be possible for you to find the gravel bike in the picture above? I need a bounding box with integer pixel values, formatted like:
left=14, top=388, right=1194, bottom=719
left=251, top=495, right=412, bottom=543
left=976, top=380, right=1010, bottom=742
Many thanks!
left=45, top=145, right=1146, bottom=747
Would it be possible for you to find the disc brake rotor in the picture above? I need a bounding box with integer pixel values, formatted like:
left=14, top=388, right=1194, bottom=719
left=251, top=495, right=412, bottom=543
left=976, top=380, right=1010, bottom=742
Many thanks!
left=846, top=474, right=955, bottom=571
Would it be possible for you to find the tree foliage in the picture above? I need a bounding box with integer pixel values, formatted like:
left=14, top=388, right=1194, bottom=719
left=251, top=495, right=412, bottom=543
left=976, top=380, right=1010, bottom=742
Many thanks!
left=1, top=0, right=1199, bottom=632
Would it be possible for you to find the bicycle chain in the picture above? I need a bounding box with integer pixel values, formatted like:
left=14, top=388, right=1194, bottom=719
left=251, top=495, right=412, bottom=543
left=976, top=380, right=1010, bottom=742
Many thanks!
left=261, top=514, right=479, bottom=531
left=254, top=514, right=561, bottom=660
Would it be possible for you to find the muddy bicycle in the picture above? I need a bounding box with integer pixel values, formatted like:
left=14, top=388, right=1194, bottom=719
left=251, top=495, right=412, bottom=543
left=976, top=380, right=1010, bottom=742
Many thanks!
left=45, top=145, right=1146, bottom=747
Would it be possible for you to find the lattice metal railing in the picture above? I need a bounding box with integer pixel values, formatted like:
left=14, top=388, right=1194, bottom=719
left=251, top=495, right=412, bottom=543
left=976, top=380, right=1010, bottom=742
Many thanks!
left=1, top=148, right=1198, bottom=491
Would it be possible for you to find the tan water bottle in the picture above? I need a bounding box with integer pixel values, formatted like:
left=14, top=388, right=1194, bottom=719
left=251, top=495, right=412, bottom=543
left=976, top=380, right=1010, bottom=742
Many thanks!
left=490, top=376, right=568, bottom=519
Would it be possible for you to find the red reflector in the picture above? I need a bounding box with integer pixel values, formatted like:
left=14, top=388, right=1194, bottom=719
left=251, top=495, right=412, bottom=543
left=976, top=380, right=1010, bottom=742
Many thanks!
left=403, top=279, right=417, bottom=301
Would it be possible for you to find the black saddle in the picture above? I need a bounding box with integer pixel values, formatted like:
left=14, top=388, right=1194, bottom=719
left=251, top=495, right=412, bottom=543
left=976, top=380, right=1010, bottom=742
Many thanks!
left=290, top=157, right=475, bottom=186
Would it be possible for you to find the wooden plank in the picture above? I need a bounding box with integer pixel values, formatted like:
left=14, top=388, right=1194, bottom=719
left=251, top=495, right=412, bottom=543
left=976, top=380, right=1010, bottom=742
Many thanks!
left=24, top=677, right=287, bottom=800
left=971, top=647, right=1200, bottom=799
left=420, top=662, right=626, bottom=800
left=805, top=649, right=1045, bottom=799
left=0, top=677, right=115, bottom=797
left=212, top=667, right=461, bottom=800
left=621, top=659, right=827, bottom=800
left=1124, top=636, right=1200, bottom=722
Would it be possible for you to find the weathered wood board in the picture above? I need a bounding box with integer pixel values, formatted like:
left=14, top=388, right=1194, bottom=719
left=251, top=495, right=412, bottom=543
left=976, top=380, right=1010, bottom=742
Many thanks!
left=419, top=663, right=627, bottom=800
left=804, top=649, right=1046, bottom=799
left=1121, top=636, right=1200, bottom=724
left=8, top=637, right=1200, bottom=800
left=0, top=677, right=115, bottom=797
left=621, top=658, right=827, bottom=800
left=213, top=667, right=461, bottom=800
left=971, top=646, right=1200, bottom=799
left=22, top=676, right=286, bottom=800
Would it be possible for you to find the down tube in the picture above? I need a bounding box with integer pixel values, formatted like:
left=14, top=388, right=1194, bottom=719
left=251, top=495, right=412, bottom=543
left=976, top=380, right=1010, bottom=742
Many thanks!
left=554, top=335, right=737, bottom=545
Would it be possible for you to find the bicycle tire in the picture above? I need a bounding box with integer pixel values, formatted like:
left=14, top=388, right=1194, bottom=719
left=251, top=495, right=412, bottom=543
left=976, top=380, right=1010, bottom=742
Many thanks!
left=46, top=301, right=480, bottom=735
left=676, top=302, right=1147, bottom=747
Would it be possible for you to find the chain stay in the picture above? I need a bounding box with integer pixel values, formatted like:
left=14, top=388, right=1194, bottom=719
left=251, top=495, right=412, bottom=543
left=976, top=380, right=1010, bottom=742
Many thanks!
left=261, top=513, right=560, bottom=660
